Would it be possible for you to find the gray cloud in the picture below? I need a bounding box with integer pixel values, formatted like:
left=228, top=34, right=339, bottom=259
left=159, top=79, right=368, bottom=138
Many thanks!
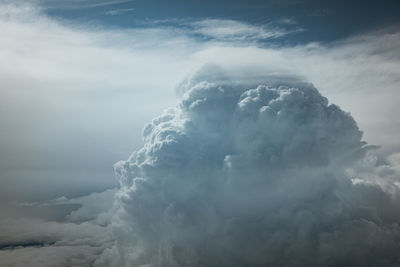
left=1, top=3, right=400, bottom=266
left=0, top=189, right=116, bottom=267
left=105, top=67, right=400, bottom=267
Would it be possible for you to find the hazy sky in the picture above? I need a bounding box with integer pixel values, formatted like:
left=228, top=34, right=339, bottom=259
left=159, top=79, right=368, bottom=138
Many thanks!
left=1, top=1, right=400, bottom=266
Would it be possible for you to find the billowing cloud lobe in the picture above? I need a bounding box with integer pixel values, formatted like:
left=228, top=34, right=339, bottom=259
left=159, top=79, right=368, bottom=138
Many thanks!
left=106, top=69, right=400, bottom=267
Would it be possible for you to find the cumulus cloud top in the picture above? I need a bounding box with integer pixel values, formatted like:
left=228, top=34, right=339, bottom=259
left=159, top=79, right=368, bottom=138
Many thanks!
left=107, top=69, right=400, bottom=267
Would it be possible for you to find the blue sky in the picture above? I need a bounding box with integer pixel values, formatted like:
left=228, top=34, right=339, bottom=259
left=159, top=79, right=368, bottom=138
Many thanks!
left=41, top=0, right=400, bottom=43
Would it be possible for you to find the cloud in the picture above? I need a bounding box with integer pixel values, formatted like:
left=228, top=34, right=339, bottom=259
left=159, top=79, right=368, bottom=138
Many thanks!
left=0, top=219, right=112, bottom=267
left=143, top=18, right=303, bottom=44
left=107, top=67, right=400, bottom=266
left=1, top=3, right=400, bottom=266
left=190, top=19, right=294, bottom=41
left=0, top=2, right=196, bottom=202
left=0, top=4, right=399, bottom=204
left=37, top=0, right=134, bottom=10
left=105, top=8, right=135, bottom=16
left=0, top=189, right=116, bottom=266
left=185, top=30, right=400, bottom=146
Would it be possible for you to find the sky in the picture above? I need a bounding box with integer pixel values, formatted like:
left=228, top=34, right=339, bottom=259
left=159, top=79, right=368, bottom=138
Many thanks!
left=0, top=0, right=400, bottom=266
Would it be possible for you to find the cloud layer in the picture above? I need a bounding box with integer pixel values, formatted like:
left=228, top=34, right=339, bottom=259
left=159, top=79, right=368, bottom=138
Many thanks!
left=0, top=189, right=116, bottom=266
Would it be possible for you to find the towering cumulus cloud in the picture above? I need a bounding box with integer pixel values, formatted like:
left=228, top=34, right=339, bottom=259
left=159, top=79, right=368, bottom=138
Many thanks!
left=104, top=68, right=400, bottom=267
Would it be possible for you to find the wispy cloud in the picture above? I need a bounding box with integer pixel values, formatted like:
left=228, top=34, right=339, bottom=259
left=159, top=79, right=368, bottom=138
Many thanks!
left=38, top=0, right=134, bottom=10
left=105, top=7, right=134, bottom=16
left=277, top=17, right=299, bottom=25
left=145, top=18, right=304, bottom=43
left=191, top=19, right=290, bottom=41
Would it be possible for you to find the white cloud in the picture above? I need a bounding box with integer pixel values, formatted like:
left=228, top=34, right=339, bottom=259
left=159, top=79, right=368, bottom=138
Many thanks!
left=105, top=8, right=135, bottom=16
left=190, top=19, right=291, bottom=41
left=38, top=0, right=134, bottom=10
left=109, top=69, right=400, bottom=266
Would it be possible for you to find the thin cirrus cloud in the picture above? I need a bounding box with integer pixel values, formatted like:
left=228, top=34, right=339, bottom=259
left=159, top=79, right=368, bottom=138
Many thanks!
left=36, top=0, right=135, bottom=10
left=1, top=2, right=400, bottom=266
left=105, top=8, right=135, bottom=16
left=190, top=18, right=300, bottom=41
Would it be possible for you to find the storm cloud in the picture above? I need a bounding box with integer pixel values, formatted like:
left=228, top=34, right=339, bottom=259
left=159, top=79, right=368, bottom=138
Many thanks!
left=1, top=3, right=400, bottom=267
left=101, top=68, right=400, bottom=267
